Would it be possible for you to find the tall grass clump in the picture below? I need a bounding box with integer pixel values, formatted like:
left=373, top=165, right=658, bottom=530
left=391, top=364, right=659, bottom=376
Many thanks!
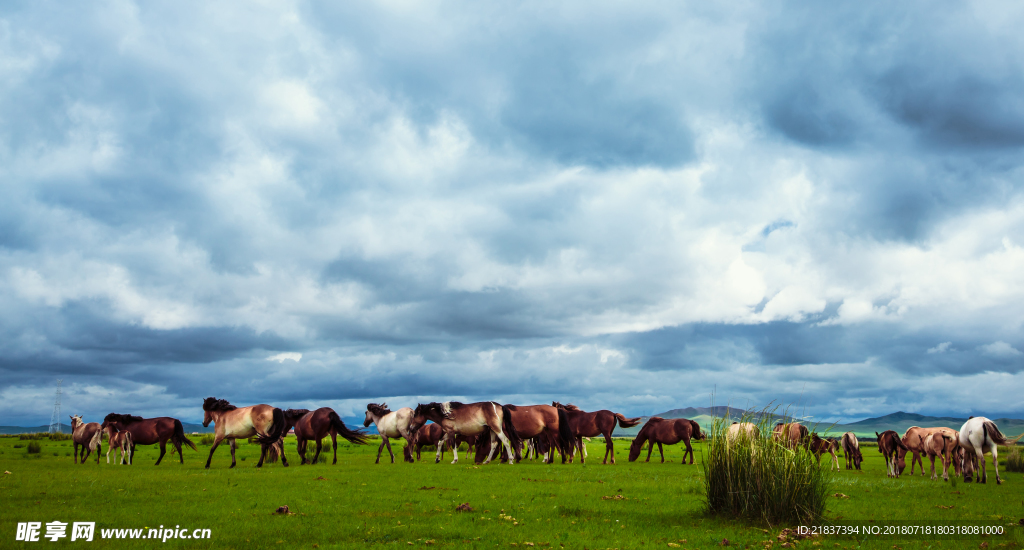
left=199, top=434, right=215, bottom=446
left=26, top=441, right=42, bottom=454
left=702, top=407, right=834, bottom=526
left=1005, top=446, right=1024, bottom=473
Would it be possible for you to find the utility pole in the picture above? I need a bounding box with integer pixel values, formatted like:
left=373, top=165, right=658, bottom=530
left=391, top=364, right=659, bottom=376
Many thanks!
left=48, top=379, right=63, bottom=434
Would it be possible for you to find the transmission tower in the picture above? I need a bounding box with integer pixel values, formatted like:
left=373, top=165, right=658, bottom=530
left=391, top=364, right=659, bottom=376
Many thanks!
left=48, top=379, right=63, bottom=434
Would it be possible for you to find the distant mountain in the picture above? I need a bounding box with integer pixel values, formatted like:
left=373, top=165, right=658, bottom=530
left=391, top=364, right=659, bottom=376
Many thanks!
left=0, top=423, right=72, bottom=435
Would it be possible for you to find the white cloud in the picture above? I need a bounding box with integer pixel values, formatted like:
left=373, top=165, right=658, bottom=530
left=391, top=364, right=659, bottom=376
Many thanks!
left=927, top=342, right=953, bottom=354
left=978, top=341, right=1022, bottom=358
left=267, top=352, right=302, bottom=363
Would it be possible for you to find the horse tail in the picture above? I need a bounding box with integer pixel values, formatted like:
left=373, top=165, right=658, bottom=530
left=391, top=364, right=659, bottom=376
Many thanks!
left=500, top=405, right=522, bottom=451
left=894, top=433, right=909, bottom=451
left=89, top=427, right=102, bottom=451
left=982, top=420, right=1021, bottom=446
left=259, top=408, right=288, bottom=446
left=614, top=413, right=642, bottom=428
left=328, top=410, right=369, bottom=445
left=173, top=419, right=198, bottom=452
left=556, top=407, right=574, bottom=457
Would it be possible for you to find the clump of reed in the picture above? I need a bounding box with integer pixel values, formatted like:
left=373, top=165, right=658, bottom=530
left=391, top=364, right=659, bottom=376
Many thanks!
left=701, top=406, right=834, bottom=526
left=1005, top=446, right=1024, bottom=473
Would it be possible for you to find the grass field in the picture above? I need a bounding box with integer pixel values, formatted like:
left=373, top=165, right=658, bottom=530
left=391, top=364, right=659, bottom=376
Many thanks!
left=1, top=434, right=1022, bottom=549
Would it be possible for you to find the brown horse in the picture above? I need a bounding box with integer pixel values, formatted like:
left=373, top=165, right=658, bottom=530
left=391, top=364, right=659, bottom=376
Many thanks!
left=70, top=415, right=103, bottom=464
left=292, top=407, right=368, bottom=464
left=410, top=401, right=522, bottom=464
left=552, top=402, right=641, bottom=464
left=101, top=413, right=196, bottom=465
left=772, top=423, right=809, bottom=449
left=504, top=404, right=574, bottom=464
left=201, top=397, right=288, bottom=468
left=875, top=430, right=909, bottom=478
left=920, top=432, right=960, bottom=481
left=627, top=417, right=697, bottom=464
left=808, top=434, right=839, bottom=470
left=840, top=432, right=862, bottom=470
left=899, top=426, right=958, bottom=476
left=406, top=423, right=477, bottom=462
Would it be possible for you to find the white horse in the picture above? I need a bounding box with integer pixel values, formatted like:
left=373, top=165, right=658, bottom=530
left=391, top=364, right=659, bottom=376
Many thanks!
left=959, top=416, right=1021, bottom=484
left=363, top=403, right=417, bottom=464
left=726, top=422, right=760, bottom=445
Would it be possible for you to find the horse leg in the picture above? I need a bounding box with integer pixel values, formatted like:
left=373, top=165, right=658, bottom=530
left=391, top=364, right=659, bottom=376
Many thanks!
left=658, top=442, right=665, bottom=463
left=684, top=438, right=693, bottom=465
left=604, top=434, right=613, bottom=465
left=645, top=440, right=653, bottom=462
left=257, top=439, right=269, bottom=468
left=312, top=439, right=323, bottom=464
left=495, top=430, right=515, bottom=465
left=205, top=435, right=225, bottom=469
left=375, top=438, right=387, bottom=464
left=95, top=442, right=102, bottom=464
left=991, top=446, right=1001, bottom=484
left=332, top=434, right=338, bottom=465
left=483, top=432, right=500, bottom=464
left=383, top=437, right=395, bottom=464
left=155, top=442, right=167, bottom=466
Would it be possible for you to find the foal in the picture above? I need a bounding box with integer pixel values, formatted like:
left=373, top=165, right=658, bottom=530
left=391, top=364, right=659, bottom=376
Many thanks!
left=808, top=434, right=840, bottom=471
left=875, top=430, right=908, bottom=478
left=840, top=432, right=862, bottom=470
left=105, top=426, right=133, bottom=465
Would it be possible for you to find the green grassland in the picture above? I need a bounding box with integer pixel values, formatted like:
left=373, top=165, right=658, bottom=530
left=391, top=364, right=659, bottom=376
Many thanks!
left=1, top=435, right=1022, bottom=549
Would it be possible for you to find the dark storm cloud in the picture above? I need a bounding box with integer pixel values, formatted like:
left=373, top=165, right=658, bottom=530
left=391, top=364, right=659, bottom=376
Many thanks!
left=3, top=1, right=1024, bottom=425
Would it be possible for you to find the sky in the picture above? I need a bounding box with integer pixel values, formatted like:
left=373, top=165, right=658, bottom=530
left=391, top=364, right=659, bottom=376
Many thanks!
left=3, top=1, right=1024, bottom=426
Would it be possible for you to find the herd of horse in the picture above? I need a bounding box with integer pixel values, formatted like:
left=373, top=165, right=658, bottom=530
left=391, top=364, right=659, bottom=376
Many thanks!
left=66, top=400, right=1021, bottom=484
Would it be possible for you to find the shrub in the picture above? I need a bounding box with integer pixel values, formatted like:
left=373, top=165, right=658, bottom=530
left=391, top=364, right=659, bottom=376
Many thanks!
left=26, top=441, right=42, bottom=454
left=48, top=433, right=72, bottom=441
left=1006, top=446, right=1024, bottom=473
left=199, top=434, right=215, bottom=446
left=19, top=434, right=43, bottom=441
left=701, top=407, right=834, bottom=526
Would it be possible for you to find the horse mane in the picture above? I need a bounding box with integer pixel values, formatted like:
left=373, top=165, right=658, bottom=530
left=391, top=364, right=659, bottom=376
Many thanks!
left=104, top=413, right=144, bottom=424
left=441, top=401, right=464, bottom=418
left=562, top=403, right=582, bottom=411
left=202, top=397, right=237, bottom=412
left=284, top=409, right=310, bottom=419
left=504, top=404, right=519, bottom=411
left=367, top=403, right=391, bottom=416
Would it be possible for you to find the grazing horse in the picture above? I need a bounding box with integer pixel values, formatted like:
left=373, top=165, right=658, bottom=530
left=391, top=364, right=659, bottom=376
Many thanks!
left=70, top=415, right=103, bottom=465
left=406, top=423, right=477, bottom=462
left=772, top=423, right=809, bottom=450
left=101, top=413, right=196, bottom=466
left=726, top=422, right=761, bottom=444
left=201, top=397, right=288, bottom=469
left=841, top=432, right=862, bottom=470
left=293, top=407, right=367, bottom=464
left=919, top=432, right=959, bottom=481
left=899, top=426, right=959, bottom=476
left=875, top=430, right=909, bottom=478
left=410, top=401, right=522, bottom=464
left=627, top=417, right=697, bottom=464
left=363, top=403, right=418, bottom=464
left=958, top=416, right=1022, bottom=484
left=552, top=402, right=641, bottom=464
left=809, top=434, right=840, bottom=471
left=104, top=426, right=133, bottom=465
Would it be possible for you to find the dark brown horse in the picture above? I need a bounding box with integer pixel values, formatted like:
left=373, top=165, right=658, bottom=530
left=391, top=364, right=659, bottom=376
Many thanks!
left=875, top=430, right=909, bottom=478
left=70, top=415, right=102, bottom=464
left=101, top=413, right=196, bottom=465
left=840, top=432, right=862, bottom=470
left=410, top=401, right=522, bottom=464
left=551, top=402, right=641, bottom=464
left=627, top=417, right=698, bottom=464
left=291, top=407, right=367, bottom=464
left=808, top=434, right=839, bottom=470
left=406, top=423, right=477, bottom=462
left=504, top=404, right=574, bottom=463
left=772, top=423, right=809, bottom=449
left=201, top=397, right=288, bottom=468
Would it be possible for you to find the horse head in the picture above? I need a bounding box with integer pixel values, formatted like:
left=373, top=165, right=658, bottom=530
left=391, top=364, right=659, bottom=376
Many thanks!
left=202, top=397, right=236, bottom=427
left=627, top=437, right=644, bottom=462
left=70, top=415, right=83, bottom=430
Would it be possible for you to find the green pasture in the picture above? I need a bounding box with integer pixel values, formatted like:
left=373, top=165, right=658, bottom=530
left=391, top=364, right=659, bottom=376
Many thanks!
left=1, top=434, right=1022, bottom=549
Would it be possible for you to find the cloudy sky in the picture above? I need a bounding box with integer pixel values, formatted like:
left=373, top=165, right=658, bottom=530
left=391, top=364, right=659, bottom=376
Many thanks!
left=3, top=1, right=1024, bottom=426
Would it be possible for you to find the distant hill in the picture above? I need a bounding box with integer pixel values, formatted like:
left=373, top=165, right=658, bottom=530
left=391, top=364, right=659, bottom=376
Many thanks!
left=0, top=424, right=73, bottom=435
